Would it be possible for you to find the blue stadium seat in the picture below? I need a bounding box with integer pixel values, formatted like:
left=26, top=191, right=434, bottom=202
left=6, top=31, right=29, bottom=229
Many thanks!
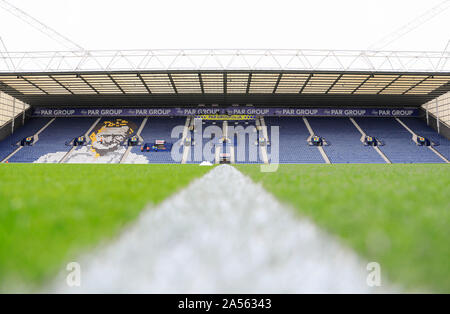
left=307, top=117, right=385, bottom=163
left=8, top=118, right=97, bottom=163
left=355, top=118, right=443, bottom=163
left=0, top=118, right=53, bottom=161
left=398, top=118, right=450, bottom=161
left=265, top=117, right=324, bottom=164
left=131, top=117, right=186, bottom=164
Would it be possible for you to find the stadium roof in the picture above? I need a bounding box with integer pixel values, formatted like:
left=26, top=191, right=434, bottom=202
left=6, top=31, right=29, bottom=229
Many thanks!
left=0, top=49, right=449, bottom=107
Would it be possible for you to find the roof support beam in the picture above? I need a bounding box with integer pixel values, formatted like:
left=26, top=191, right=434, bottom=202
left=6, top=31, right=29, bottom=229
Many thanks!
left=79, top=75, right=99, bottom=94
left=50, top=75, right=74, bottom=94
left=299, top=73, right=313, bottom=93
left=107, top=74, right=125, bottom=94
left=402, top=75, right=431, bottom=95
left=272, top=73, right=283, bottom=93
left=246, top=73, right=252, bottom=94
left=351, top=75, right=372, bottom=94
left=167, top=73, right=178, bottom=94
left=20, top=76, right=48, bottom=95
left=223, top=72, right=227, bottom=94
left=137, top=73, right=151, bottom=94
left=325, top=74, right=343, bottom=94
left=198, top=73, right=205, bottom=94
left=377, top=75, right=401, bottom=94
left=0, top=80, right=23, bottom=98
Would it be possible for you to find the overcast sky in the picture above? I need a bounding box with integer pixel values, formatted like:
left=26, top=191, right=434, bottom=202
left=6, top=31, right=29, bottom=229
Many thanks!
left=0, top=0, right=449, bottom=52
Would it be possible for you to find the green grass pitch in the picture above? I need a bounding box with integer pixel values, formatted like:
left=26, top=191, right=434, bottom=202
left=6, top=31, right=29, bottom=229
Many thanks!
left=0, top=164, right=210, bottom=291
left=0, top=163, right=449, bottom=292
left=237, top=164, right=450, bottom=293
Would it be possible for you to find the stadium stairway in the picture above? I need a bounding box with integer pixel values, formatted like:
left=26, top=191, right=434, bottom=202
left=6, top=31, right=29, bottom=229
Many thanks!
left=265, top=117, right=325, bottom=164
left=257, top=117, right=269, bottom=164
left=0, top=118, right=52, bottom=162
left=186, top=119, right=197, bottom=164
left=5, top=118, right=98, bottom=163
left=307, top=117, right=385, bottom=163
left=398, top=117, right=450, bottom=161
left=355, top=118, right=444, bottom=163
left=222, top=121, right=236, bottom=164
left=120, top=117, right=149, bottom=163
left=130, top=116, right=185, bottom=163
left=203, top=120, right=221, bottom=164
left=186, top=120, right=197, bottom=164
left=180, top=116, right=192, bottom=164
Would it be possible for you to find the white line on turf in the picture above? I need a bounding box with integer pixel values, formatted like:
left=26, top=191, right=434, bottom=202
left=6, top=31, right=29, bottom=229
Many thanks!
left=51, top=165, right=391, bottom=293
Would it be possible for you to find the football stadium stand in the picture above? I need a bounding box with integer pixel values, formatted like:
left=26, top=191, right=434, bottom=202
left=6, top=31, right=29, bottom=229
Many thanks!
left=0, top=115, right=449, bottom=164
left=0, top=50, right=449, bottom=164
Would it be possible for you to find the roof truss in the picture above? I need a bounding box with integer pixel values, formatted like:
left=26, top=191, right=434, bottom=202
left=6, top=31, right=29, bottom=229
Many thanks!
left=0, top=49, right=449, bottom=73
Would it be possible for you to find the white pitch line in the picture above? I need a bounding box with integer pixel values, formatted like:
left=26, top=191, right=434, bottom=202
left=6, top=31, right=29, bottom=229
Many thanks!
left=51, top=165, right=391, bottom=293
